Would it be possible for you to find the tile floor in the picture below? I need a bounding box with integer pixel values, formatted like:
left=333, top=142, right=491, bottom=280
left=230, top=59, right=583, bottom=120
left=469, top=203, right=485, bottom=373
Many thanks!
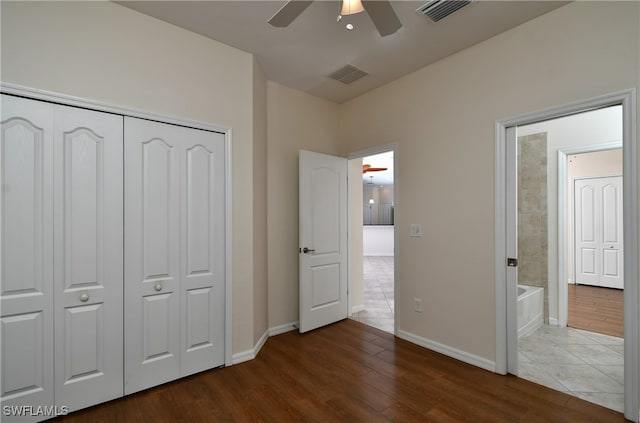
left=519, top=325, right=624, bottom=413
left=350, top=256, right=394, bottom=334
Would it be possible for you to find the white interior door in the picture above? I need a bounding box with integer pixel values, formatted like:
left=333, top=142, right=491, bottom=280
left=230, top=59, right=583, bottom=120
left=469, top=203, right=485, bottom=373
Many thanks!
left=180, top=126, right=225, bottom=376
left=53, top=104, right=123, bottom=411
left=575, top=176, right=623, bottom=289
left=299, top=150, right=348, bottom=333
left=1, top=95, right=55, bottom=417
left=124, top=117, right=181, bottom=394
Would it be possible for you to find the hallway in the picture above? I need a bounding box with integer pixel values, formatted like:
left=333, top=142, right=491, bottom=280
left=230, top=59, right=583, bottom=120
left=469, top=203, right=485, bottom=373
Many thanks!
left=350, top=256, right=394, bottom=334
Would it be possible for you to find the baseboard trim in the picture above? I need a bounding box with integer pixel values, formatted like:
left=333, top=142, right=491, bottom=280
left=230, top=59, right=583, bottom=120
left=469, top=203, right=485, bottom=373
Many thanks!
left=548, top=317, right=559, bottom=327
left=268, top=321, right=299, bottom=336
left=231, top=329, right=269, bottom=365
left=231, top=349, right=254, bottom=365
left=397, top=329, right=496, bottom=373
left=254, top=329, right=269, bottom=356
left=351, top=305, right=365, bottom=314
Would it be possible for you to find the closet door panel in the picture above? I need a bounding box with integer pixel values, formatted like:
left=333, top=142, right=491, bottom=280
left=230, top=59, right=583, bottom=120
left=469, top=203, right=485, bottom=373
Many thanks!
left=180, top=129, right=225, bottom=376
left=1, top=95, right=54, bottom=417
left=124, top=117, right=180, bottom=394
left=53, top=105, right=123, bottom=411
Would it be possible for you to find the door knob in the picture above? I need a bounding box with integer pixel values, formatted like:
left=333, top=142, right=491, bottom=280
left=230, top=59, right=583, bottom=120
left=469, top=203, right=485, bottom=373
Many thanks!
left=154, top=282, right=163, bottom=292
left=302, top=247, right=315, bottom=254
left=79, top=293, right=89, bottom=302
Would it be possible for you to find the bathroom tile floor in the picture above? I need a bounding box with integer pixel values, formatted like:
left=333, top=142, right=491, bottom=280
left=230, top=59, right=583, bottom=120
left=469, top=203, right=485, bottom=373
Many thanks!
left=519, top=324, right=624, bottom=413
left=350, top=256, right=394, bottom=334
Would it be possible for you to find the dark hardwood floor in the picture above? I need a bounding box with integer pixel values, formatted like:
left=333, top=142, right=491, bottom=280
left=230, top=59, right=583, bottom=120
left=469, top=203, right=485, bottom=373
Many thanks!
left=568, top=284, right=624, bottom=338
left=54, top=319, right=627, bottom=422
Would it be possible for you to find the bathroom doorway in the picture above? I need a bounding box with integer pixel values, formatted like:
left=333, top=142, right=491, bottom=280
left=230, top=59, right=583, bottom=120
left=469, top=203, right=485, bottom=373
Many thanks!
left=514, top=106, right=626, bottom=413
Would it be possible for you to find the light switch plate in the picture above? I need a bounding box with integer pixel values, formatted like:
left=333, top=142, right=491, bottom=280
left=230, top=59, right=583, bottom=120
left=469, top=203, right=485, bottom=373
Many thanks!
left=410, top=224, right=422, bottom=237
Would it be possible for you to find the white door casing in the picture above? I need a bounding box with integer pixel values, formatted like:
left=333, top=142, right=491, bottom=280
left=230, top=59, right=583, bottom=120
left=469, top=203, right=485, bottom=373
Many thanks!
left=496, top=89, right=638, bottom=421
left=53, top=104, right=124, bottom=411
left=299, top=150, right=348, bottom=333
left=0, top=95, right=55, bottom=417
left=125, top=117, right=225, bottom=394
left=574, top=176, right=623, bottom=289
left=505, top=126, right=519, bottom=375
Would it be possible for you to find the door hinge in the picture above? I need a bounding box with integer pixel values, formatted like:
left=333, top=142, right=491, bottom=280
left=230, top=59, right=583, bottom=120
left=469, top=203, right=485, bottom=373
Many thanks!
left=507, top=258, right=518, bottom=267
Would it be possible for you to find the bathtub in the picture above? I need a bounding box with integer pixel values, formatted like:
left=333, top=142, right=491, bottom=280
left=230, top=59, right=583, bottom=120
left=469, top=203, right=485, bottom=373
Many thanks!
left=517, top=285, right=544, bottom=338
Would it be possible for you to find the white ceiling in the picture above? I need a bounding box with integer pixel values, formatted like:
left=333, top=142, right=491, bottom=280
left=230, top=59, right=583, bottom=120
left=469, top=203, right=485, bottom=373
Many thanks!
left=362, top=151, right=394, bottom=186
left=117, top=1, right=568, bottom=103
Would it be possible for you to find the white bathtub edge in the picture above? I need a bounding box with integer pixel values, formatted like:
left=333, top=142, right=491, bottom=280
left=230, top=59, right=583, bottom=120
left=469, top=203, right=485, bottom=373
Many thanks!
left=397, top=330, right=496, bottom=373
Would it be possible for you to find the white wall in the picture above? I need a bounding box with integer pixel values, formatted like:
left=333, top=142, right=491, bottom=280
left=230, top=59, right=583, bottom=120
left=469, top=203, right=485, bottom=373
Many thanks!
left=338, top=1, right=639, bottom=363
left=0, top=1, right=265, bottom=356
left=518, top=106, right=622, bottom=320
left=349, top=159, right=365, bottom=313
left=363, top=226, right=395, bottom=256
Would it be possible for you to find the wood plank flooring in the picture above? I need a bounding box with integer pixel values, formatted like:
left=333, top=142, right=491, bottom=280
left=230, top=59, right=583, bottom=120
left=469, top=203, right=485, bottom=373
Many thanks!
left=568, top=284, right=624, bottom=338
left=53, top=319, right=627, bottom=423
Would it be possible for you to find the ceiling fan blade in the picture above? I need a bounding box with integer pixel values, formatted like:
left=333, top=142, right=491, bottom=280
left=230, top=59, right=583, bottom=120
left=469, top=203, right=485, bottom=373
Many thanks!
left=362, top=0, right=402, bottom=37
left=268, top=1, right=314, bottom=28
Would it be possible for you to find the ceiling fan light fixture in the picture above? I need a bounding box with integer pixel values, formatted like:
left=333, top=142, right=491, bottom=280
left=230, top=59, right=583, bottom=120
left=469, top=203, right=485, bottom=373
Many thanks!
left=341, top=0, right=364, bottom=16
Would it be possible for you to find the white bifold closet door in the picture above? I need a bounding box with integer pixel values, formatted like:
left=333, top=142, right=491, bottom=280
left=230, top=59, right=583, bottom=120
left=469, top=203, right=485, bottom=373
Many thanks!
left=124, top=117, right=225, bottom=395
left=52, top=104, right=124, bottom=410
left=1, top=95, right=124, bottom=416
left=1, top=96, right=55, bottom=415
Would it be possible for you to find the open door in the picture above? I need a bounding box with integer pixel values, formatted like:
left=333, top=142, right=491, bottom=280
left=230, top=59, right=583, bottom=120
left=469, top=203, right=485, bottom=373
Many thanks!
left=299, top=150, right=348, bottom=333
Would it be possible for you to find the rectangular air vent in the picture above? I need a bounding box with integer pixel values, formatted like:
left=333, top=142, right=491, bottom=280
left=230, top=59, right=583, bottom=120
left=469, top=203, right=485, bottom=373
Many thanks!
left=328, top=64, right=368, bottom=85
left=417, top=0, right=472, bottom=22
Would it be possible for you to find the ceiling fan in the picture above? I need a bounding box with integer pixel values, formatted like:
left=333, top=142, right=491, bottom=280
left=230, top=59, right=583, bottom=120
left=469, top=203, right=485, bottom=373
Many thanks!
left=268, top=0, right=402, bottom=37
left=362, top=164, right=388, bottom=174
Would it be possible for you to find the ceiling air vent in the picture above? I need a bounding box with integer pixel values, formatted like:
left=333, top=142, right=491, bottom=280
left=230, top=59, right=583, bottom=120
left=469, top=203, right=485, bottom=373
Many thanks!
left=417, top=0, right=472, bottom=23
left=328, top=64, right=368, bottom=85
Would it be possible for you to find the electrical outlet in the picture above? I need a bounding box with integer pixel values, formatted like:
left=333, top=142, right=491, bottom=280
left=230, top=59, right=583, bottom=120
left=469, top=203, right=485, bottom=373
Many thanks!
left=414, top=298, right=422, bottom=313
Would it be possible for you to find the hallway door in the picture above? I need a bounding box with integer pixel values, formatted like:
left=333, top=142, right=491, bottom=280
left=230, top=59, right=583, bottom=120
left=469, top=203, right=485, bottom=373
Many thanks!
left=299, top=150, right=348, bottom=333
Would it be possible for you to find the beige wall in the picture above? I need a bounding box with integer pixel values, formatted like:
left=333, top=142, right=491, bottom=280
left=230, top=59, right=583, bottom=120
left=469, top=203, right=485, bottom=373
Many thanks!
left=253, top=58, right=269, bottom=344
left=266, top=81, right=340, bottom=329
left=0, top=1, right=261, bottom=355
left=338, top=1, right=639, bottom=362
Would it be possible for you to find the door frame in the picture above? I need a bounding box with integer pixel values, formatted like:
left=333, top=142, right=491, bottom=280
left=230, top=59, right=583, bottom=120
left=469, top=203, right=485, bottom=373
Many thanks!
left=559, top=145, right=621, bottom=326
left=1, top=82, right=235, bottom=367
left=345, top=143, right=398, bottom=335
left=494, top=89, right=638, bottom=420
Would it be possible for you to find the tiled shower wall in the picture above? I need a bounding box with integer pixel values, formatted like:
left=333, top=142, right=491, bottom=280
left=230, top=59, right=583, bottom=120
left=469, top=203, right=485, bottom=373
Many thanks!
left=518, top=133, right=548, bottom=321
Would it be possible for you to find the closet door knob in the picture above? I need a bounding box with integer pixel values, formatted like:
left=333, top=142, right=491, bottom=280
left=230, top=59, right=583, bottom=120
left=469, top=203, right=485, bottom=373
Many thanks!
left=79, top=293, right=89, bottom=302
left=154, top=282, right=163, bottom=292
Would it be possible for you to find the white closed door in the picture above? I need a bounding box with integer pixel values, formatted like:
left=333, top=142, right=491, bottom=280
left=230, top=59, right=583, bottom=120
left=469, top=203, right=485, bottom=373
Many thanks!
left=1, top=95, right=55, bottom=417
left=125, top=117, right=225, bottom=393
left=53, top=105, right=123, bottom=410
left=299, top=150, right=348, bottom=333
left=180, top=128, right=225, bottom=376
left=575, top=176, right=623, bottom=289
left=124, top=117, right=181, bottom=394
